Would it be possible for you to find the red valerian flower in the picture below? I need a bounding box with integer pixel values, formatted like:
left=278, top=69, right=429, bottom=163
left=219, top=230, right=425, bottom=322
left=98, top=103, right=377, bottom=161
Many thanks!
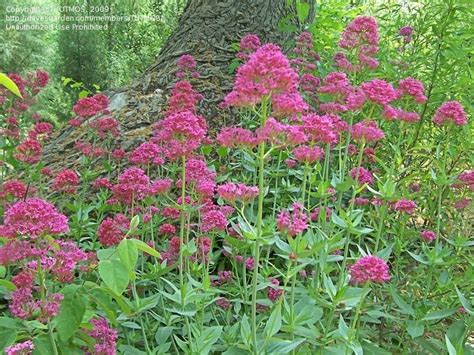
left=0, top=198, right=69, bottom=238
left=349, top=255, right=390, bottom=284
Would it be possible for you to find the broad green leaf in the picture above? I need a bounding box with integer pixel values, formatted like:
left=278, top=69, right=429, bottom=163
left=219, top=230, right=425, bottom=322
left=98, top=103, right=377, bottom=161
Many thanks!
left=55, top=285, right=87, bottom=341
left=194, top=326, right=222, bottom=354
left=407, top=321, right=424, bottom=339
left=390, top=288, right=415, bottom=316
left=445, top=335, right=457, bottom=355
left=338, top=315, right=349, bottom=340
left=0, top=73, right=22, bottom=98
left=422, top=308, right=457, bottom=321
left=0, top=280, right=16, bottom=291
left=131, top=239, right=160, bottom=257
left=264, top=303, right=282, bottom=338
left=0, top=328, right=17, bottom=352
left=455, top=286, right=473, bottom=315
left=118, top=239, right=138, bottom=273
left=265, top=338, right=305, bottom=353
left=99, top=259, right=130, bottom=294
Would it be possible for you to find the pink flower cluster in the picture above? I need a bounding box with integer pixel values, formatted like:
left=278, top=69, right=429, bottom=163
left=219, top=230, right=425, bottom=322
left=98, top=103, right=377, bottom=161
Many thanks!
left=351, top=120, right=385, bottom=143
left=217, top=127, right=258, bottom=149
left=350, top=167, right=374, bottom=185
left=98, top=214, right=130, bottom=246
left=432, top=101, right=468, bottom=126
left=257, top=117, right=307, bottom=147
left=14, top=139, right=42, bottom=164
left=5, top=340, right=35, bottom=355
left=88, top=318, right=118, bottom=355
left=349, top=255, right=390, bottom=284
left=420, top=230, right=436, bottom=243
left=72, top=94, right=109, bottom=118
left=337, top=16, right=379, bottom=71
left=237, top=34, right=261, bottom=60
left=291, top=31, right=320, bottom=72
left=0, top=179, right=27, bottom=201
left=52, top=169, right=79, bottom=194
left=224, top=43, right=299, bottom=108
left=217, top=182, right=259, bottom=204
left=277, top=202, right=308, bottom=237
left=129, top=142, right=164, bottom=166
left=152, top=111, right=207, bottom=160
left=293, top=145, right=324, bottom=164
left=89, top=117, right=120, bottom=139
left=362, top=79, right=397, bottom=105
left=111, top=167, right=150, bottom=205
left=399, top=26, right=413, bottom=43
left=0, top=198, right=69, bottom=238
left=394, top=199, right=417, bottom=215
left=267, top=277, right=284, bottom=302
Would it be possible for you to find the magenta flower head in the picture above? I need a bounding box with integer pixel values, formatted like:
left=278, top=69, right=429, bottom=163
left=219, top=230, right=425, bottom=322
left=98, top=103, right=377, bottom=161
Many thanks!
left=399, top=26, right=413, bottom=37
left=237, top=34, right=261, bottom=60
left=350, top=166, right=374, bottom=185
left=339, top=16, right=379, bottom=49
left=217, top=182, right=259, bottom=204
left=152, top=111, right=207, bottom=160
left=0, top=198, right=69, bottom=239
left=224, top=44, right=299, bottom=107
left=432, top=101, right=468, bottom=126
left=88, top=317, right=118, bottom=355
left=361, top=79, right=397, bottom=105
left=5, top=340, right=35, bottom=355
left=293, top=145, right=324, bottom=164
left=420, top=230, right=436, bottom=243
left=52, top=169, right=79, bottom=194
left=277, top=202, right=308, bottom=237
left=349, top=255, right=390, bottom=284
left=351, top=120, right=385, bottom=143
left=394, top=199, right=417, bottom=215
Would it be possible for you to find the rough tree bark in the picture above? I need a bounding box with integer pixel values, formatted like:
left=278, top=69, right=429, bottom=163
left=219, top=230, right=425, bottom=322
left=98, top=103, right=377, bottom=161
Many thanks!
left=43, top=0, right=296, bottom=170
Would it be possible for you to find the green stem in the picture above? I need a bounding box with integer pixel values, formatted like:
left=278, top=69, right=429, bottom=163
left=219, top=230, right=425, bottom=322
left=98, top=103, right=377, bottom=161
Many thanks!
left=374, top=205, right=387, bottom=253
left=348, top=284, right=370, bottom=346
left=38, top=263, right=59, bottom=355
left=251, top=96, right=269, bottom=355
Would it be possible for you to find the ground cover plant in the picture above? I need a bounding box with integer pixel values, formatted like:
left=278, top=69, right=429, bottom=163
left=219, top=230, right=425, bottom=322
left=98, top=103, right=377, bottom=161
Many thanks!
left=0, top=9, right=473, bottom=355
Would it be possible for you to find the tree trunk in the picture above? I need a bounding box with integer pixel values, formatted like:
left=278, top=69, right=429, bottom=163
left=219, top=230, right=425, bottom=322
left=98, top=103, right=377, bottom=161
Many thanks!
left=43, top=0, right=294, bottom=170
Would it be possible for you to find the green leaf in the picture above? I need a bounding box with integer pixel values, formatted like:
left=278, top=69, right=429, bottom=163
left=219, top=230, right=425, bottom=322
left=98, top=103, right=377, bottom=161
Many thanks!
left=0, top=328, right=17, bottom=352
left=78, top=90, right=89, bottom=99
left=455, top=285, right=473, bottom=315
left=338, top=315, right=349, bottom=340
left=155, top=327, right=173, bottom=344
left=422, top=308, right=457, bottom=321
left=194, top=326, right=223, bottom=354
left=264, top=303, right=282, bottom=338
left=0, top=280, right=16, bottom=291
left=296, top=2, right=310, bottom=23
left=0, top=73, right=22, bottom=98
left=266, top=339, right=305, bottom=353
left=390, top=288, right=415, bottom=316
left=129, top=215, right=140, bottom=231
left=0, top=317, right=21, bottom=329
left=240, top=314, right=251, bottom=346
left=55, top=285, right=87, bottom=341
left=407, top=321, right=424, bottom=339
left=118, top=239, right=138, bottom=273
left=447, top=320, right=466, bottom=351
left=445, top=334, right=457, bottom=355
left=99, top=259, right=130, bottom=294
left=331, top=213, right=348, bottom=228
left=33, top=334, right=54, bottom=355
left=131, top=239, right=160, bottom=258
